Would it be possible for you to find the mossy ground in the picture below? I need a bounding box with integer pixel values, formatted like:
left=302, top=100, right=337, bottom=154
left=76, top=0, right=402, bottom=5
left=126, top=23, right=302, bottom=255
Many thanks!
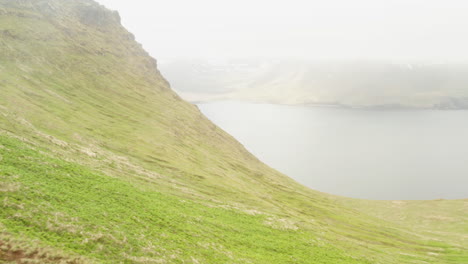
left=0, top=135, right=375, bottom=263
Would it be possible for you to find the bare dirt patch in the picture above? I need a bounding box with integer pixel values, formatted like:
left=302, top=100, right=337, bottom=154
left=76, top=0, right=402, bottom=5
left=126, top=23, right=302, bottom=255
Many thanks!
left=0, top=240, right=83, bottom=264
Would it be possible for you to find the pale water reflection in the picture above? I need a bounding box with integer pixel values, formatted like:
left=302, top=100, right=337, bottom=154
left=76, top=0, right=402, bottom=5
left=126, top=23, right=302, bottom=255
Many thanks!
left=199, top=101, right=468, bottom=200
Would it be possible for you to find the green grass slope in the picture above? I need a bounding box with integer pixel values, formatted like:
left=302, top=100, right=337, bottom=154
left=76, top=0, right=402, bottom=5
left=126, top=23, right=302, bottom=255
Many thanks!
left=0, top=0, right=466, bottom=263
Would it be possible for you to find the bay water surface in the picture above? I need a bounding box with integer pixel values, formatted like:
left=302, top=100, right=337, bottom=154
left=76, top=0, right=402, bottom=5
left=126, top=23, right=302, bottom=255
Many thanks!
left=199, top=101, right=468, bottom=200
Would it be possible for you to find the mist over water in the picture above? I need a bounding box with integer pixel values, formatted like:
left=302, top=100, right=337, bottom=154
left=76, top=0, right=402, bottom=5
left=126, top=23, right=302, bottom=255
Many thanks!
left=199, top=101, right=468, bottom=200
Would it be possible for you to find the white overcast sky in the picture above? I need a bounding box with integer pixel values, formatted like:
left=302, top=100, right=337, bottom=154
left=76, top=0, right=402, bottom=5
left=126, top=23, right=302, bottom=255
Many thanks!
left=96, top=0, right=468, bottom=62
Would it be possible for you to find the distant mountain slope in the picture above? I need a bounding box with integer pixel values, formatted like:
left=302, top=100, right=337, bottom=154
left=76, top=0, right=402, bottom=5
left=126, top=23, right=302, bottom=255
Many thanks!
left=160, top=59, right=468, bottom=109
left=0, top=1, right=466, bottom=263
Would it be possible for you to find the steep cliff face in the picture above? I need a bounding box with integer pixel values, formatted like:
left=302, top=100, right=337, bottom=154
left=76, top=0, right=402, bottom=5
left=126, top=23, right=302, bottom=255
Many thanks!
left=0, top=1, right=466, bottom=263
left=0, top=0, right=296, bottom=206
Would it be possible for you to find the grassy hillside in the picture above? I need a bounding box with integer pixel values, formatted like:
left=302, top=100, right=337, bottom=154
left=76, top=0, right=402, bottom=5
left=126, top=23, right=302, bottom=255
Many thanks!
left=0, top=0, right=466, bottom=263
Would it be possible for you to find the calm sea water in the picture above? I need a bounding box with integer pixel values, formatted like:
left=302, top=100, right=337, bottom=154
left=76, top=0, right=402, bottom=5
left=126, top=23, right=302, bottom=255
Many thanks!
left=198, top=101, right=468, bottom=200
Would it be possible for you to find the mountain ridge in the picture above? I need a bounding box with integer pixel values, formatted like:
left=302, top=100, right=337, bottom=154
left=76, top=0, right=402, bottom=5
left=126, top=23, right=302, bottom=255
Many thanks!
left=160, top=59, right=468, bottom=109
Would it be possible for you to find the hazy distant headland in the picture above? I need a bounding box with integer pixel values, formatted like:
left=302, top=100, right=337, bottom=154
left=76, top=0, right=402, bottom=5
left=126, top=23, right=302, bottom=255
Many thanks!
left=159, top=59, right=468, bottom=110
